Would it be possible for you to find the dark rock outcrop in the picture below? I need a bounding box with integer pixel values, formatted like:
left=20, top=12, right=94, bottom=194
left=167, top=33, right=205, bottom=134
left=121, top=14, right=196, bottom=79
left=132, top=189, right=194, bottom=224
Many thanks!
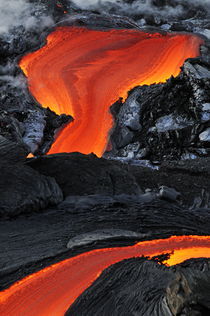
left=128, top=157, right=210, bottom=208
left=0, top=161, right=63, bottom=218
left=66, top=258, right=210, bottom=316
left=27, top=153, right=141, bottom=197
left=108, top=58, right=210, bottom=161
left=0, top=141, right=63, bottom=218
left=0, top=136, right=29, bottom=163
left=166, top=268, right=210, bottom=316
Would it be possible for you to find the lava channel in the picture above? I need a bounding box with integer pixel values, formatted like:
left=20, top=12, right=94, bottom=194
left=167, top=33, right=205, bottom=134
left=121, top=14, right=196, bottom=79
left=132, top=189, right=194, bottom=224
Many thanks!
left=19, top=27, right=203, bottom=156
left=0, top=235, right=210, bottom=316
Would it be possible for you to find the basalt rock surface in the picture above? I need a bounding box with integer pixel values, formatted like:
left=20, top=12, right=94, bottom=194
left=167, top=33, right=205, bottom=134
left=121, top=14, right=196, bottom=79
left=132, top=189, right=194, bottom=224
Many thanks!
left=107, top=57, right=210, bottom=162
left=0, top=141, right=63, bottom=218
left=0, top=162, right=63, bottom=218
left=27, top=153, right=210, bottom=208
left=27, top=153, right=141, bottom=197
left=67, top=257, right=210, bottom=316
left=0, top=136, right=28, bottom=163
left=1, top=192, right=210, bottom=291
left=0, top=85, right=72, bottom=155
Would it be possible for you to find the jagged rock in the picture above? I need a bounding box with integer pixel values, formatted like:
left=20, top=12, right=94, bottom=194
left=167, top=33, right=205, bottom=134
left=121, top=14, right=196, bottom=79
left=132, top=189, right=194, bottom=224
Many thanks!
left=0, top=111, right=25, bottom=144
left=0, top=101, right=72, bottom=155
left=107, top=58, right=210, bottom=161
left=110, top=88, right=142, bottom=152
left=202, top=103, right=210, bottom=111
left=35, top=109, right=72, bottom=155
left=22, top=110, right=46, bottom=153
left=166, top=269, right=210, bottom=315
left=0, top=160, right=63, bottom=218
left=155, top=115, right=193, bottom=132
left=199, top=128, right=210, bottom=142
left=28, top=153, right=141, bottom=197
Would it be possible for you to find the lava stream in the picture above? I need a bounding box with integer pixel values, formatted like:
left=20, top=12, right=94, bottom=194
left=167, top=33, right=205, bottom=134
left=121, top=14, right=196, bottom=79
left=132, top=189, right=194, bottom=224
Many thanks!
left=19, top=27, right=203, bottom=156
left=0, top=235, right=210, bottom=316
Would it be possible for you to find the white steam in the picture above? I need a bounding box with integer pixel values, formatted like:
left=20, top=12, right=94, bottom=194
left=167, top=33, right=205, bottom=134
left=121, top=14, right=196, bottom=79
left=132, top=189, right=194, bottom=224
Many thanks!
left=72, top=0, right=119, bottom=9
left=1, top=0, right=209, bottom=36
left=72, top=0, right=210, bottom=18
left=0, top=0, right=53, bottom=35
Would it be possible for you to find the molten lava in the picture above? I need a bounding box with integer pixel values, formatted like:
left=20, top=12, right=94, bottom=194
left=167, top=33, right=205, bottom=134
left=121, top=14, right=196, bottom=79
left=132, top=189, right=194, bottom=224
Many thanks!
left=0, top=235, right=210, bottom=316
left=19, top=27, right=203, bottom=156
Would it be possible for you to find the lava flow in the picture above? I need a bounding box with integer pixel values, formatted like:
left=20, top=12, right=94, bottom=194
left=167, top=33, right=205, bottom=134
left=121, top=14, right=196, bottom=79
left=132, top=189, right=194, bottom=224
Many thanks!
left=0, top=235, right=210, bottom=316
left=19, top=27, right=203, bottom=156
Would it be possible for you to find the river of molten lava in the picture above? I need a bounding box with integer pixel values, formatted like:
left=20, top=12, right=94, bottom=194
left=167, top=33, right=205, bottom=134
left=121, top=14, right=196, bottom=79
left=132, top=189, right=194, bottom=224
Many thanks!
left=0, top=235, right=210, bottom=316
left=19, top=27, right=203, bottom=156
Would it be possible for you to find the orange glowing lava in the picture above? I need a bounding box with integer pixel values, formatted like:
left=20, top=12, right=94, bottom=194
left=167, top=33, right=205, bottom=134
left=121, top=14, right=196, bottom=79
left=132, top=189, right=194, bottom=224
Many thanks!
left=0, top=235, right=210, bottom=316
left=19, top=27, right=203, bottom=156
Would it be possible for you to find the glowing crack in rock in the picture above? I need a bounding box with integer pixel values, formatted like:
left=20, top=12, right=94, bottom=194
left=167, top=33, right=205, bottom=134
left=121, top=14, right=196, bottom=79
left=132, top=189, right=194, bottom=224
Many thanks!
left=19, top=27, right=203, bottom=156
left=0, top=235, right=210, bottom=316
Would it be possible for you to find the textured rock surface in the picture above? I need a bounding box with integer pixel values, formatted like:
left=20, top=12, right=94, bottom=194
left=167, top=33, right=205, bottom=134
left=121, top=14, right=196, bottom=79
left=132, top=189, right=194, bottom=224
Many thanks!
left=129, top=157, right=210, bottom=208
left=67, top=258, right=210, bottom=316
left=67, top=229, right=147, bottom=250
left=0, top=127, right=64, bottom=219
left=1, top=197, right=210, bottom=290
left=0, top=158, right=63, bottom=218
left=27, top=153, right=210, bottom=207
left=0, top=135, right=28, bottom=163
left=28, top=153, right=141, bottom=197
left=0, top=149, right=209, bottom=219
left=108, top=58, right=210, bottom=161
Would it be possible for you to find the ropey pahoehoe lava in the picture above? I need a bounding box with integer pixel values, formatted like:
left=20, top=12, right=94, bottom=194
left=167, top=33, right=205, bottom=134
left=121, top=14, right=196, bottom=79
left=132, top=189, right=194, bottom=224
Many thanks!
left=0, top=235, right=210, bottom=316
left=19, top=27, right=203, bottom=156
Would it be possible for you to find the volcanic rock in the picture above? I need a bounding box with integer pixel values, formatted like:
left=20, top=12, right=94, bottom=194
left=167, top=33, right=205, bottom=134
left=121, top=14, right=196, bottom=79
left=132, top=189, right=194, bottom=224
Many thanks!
left=166, top=268, right=210, bottom=315
left=28, top=153, right=210, bottom=208
left=1, top=195, right=210, bottom=290
left=158, top=186, right=181, bottom=202
left=0, top=136, right=28, bottom=163
left=66, top=257, right=210, bottom=316
left=28, top=152, right=141, bottom=197
left=129, top=157, right=210, bottom=208
left=0, top=159, right=63, bottom=218
left=108, top=57, right=210, bottom=161
left=67, top=229, right=147, bottom=250
left=0, top=84, right=72, bottom=155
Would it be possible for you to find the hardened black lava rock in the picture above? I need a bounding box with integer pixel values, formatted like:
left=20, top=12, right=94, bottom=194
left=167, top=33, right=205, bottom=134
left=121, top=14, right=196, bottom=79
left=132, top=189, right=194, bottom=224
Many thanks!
left=107, top=58, right=210, bottom=162
left=66, top=257, right=210, bottom=316
left=0, top=0, right=75, bottom=155
left=27, top=152, right=141, bottom=197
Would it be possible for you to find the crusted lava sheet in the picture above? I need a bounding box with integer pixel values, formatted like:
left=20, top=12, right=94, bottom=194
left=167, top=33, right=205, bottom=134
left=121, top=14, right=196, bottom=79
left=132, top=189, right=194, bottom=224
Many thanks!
left=0, top=236, right=210, bottom=315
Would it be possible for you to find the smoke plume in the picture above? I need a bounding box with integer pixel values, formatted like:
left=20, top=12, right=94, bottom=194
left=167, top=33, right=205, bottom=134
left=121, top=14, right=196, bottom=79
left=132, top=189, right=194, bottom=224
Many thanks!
left=71, top=0, right=210, bottom=20
left=0, top=0, right=53, bottom=35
